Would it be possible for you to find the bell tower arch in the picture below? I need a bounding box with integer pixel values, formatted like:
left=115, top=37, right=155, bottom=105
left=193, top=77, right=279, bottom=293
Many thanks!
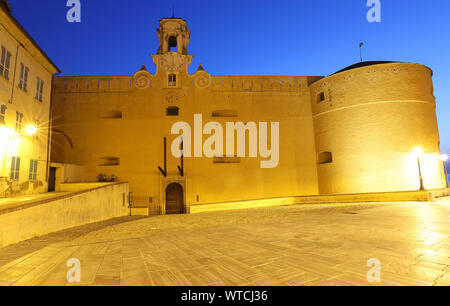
left=156, top=18, right=191, bottom=55
left=152, top=17, right=193, bottom=75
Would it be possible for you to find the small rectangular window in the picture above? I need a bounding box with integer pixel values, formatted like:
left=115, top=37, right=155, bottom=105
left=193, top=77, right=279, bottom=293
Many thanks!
left=0, top=46, right=11, bottom=80
left=15, top=111, right=23, bottom=133
left=103, top=110, right=123, bottom=119
left=212, top=110, right=238, bottom=118
left=317, top=92, right=325, bottom=103
left=10, top=156, right=20, bottom=181
left=213, top=156, right=241, bottom=164
left=100, top=157, right=120, bottom=166
left=0, top=104, right=6, bottom=125
left=166, top=106, right=179, bottom=116
left=29, top=160, right=38, bottom=181
left=317, top=152, right=333, bottom=165
left=168, top=74, right=177, bottom=87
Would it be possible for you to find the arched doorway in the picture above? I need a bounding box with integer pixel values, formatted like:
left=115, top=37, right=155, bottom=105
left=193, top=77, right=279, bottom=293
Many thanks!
left=165, top=183, right=184, bottom=214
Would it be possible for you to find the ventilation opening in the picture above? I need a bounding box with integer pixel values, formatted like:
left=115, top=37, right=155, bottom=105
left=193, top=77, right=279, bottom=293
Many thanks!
left=213, top=156, right=241, bottom=164
left=103, top=110, right=122, bottom=119
left=168, top=36, right=177, bottom=52
left=100, top=157, right=120, bottom=166
left=317, top=92, right=325, bottom=103
left=317, top=152, right=333, bottom=165
left=166, top=106, right=179, bottom=116
left=212, top=110, right=238, bottom=118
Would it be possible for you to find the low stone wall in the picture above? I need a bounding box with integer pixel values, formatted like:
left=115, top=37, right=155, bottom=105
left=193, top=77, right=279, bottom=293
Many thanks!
left=0, top=182, right=129, bottom=248
left=190, top=189, right=444, bottom=214
left=59, top=182, right=115, bottom=192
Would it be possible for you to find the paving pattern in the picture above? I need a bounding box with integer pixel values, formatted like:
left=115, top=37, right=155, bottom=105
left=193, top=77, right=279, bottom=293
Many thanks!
left=0, top=200, right=449, bottom=286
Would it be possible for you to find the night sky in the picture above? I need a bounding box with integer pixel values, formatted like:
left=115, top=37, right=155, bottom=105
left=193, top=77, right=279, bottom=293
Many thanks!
left=8, top=0, right=450, bottom=154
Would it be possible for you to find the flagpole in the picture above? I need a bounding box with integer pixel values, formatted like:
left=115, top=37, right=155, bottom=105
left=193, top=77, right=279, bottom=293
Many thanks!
left=359, top=42, right=364, bottom=62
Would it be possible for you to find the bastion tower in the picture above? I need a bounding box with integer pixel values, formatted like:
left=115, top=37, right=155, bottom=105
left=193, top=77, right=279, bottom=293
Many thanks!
left=309, top=62, right=445, bottom=195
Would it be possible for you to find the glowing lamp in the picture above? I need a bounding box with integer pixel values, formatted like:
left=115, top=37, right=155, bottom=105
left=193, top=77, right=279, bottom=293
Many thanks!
left=441, top=155, right=448, bottom=162
left=412, top=147, right=423, bottom=157
left=25, top=125, right=37, bottom=136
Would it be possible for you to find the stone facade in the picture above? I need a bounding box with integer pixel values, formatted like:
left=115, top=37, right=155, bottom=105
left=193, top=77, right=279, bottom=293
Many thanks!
left=51, top=17, right=446, bottom=213
left=0, top=3, right=60, bottom=197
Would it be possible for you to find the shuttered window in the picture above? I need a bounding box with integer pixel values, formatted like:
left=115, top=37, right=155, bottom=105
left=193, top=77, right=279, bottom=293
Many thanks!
left=29, top=160, right=38, bottom=181
left=10, top=156, right=20, bottom=181
left=0, top=46, right=11, bottom=80
left=36, top=77, right=44, bottom=102
left=18, top=63, right=29, bottom=91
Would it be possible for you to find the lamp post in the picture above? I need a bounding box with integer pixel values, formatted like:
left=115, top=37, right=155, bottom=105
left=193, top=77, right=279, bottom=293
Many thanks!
left=441, top=154, right=449, bottom=188
left=413, top=147, right=425, bottom=191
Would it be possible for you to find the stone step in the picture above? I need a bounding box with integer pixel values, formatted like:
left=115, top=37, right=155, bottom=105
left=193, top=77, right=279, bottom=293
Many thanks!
left=129, top=204, right=162, bottom=216
left=130, top=206, right=149, bottom=216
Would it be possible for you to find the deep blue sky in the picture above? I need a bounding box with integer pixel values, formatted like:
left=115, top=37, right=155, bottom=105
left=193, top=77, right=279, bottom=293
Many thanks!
left=9, top=0, right=450, bottom=152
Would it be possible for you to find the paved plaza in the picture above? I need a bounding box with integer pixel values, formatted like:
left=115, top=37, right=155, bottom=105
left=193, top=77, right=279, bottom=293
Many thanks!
left=0, top=200, right=449, bottom=286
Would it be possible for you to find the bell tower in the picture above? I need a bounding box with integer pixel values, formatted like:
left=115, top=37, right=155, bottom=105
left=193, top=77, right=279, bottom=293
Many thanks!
left=152, top=18, right=193, bottom=74
left=156, top=18, right=190, bottom=55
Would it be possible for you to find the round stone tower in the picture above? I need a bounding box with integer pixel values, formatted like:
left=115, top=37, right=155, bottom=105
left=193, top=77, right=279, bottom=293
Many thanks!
left=309, top=62, right=446, bottom=195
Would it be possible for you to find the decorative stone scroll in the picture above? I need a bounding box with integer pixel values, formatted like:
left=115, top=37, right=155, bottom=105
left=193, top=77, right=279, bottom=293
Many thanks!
left=133, top=70, right=151, bottom=89
left=193, top=70, right=212, bottom=89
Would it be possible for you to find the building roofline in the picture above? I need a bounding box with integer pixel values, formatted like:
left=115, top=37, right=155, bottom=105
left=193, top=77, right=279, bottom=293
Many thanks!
left=332, top=61, right=398, bottom=75
left=159, top=17, right=187, bottom=23
left=308, top=61, right=433, bottom=86
left=331, top=61, right=432, bottom=76
left=0, top=4, right=61, bottom=74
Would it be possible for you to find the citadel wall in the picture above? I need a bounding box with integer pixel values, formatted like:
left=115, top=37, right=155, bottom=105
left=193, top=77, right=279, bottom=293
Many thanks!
left=51, top=72, right=321, bottom=209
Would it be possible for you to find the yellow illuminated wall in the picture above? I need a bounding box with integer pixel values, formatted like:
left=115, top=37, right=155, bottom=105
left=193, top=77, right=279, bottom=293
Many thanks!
left=0, top=6, right=59, bottom=197
left=51, top=18, right=446, bottom=210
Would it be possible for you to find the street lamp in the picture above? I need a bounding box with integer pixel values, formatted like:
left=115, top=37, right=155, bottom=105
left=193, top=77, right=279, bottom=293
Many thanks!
left=25, top=125, right=37, bottom=136
left=412, top=147, right=425, bottom=191
left=441, top=154, right=449, bottom=188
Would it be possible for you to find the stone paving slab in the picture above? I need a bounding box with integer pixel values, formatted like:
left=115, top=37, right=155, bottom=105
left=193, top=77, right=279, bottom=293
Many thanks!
left=0, top=201, right=449, bottom=286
